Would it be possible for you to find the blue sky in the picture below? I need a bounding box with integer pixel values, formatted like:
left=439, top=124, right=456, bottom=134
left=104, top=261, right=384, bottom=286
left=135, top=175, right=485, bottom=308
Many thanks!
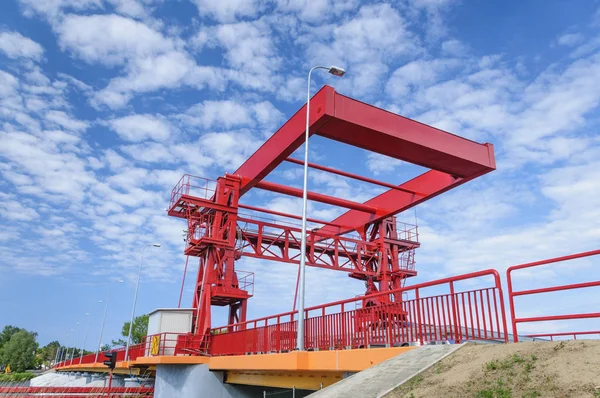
left=1, top=0, right=599, bottom=348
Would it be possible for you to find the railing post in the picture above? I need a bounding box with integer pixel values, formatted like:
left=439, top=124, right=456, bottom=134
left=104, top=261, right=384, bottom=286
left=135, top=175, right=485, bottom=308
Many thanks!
left=506, top=268, right=518, bottom=342
left=449, top=281, right=461, bottom=343
left=415, top=288, right=423, bottom=345
left=341, top=303, right=346, bottom=349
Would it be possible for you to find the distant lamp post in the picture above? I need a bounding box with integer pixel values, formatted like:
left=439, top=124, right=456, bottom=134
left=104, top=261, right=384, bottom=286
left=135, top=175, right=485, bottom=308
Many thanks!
left=61, top=330, right=73, bottom=363
left=79, top=313, right=90, bottom=363
left=296, top=65, right=346, bottom=351
left=95, top=280, right=124, bottom=362
left=124, top=243, right=161, bottom=361
left=69, top=322, right=80, bottom=365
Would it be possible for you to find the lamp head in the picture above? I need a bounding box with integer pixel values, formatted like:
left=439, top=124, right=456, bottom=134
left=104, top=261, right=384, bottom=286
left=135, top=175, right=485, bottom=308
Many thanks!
left=153, top=243, right=161, bottom=248
left=328, top=66, right=346, bottom=77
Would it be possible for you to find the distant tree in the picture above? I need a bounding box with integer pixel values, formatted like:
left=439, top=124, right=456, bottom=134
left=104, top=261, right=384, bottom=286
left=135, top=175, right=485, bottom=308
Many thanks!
left=0, top=326, right=23, bottom=349
left=0, top=330, right=38, bottom=372
left=100, top=344, right=111, bottom=352
left=111, top=315, right=149, bottom=346
left=37, top=341, right=60, bottom=367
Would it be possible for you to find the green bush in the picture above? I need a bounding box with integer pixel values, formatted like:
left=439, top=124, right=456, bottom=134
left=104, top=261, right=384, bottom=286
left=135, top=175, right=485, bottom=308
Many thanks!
left=0, top=372, right=36, bottom=382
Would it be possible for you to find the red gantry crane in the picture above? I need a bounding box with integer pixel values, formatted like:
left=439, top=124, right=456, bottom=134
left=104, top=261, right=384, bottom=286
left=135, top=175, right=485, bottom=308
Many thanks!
left=167, top=85, right=496, bottom=352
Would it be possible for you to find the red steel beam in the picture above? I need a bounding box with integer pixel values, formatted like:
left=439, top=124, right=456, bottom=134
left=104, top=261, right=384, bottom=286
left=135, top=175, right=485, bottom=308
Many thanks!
left=233, top=86, right=333, bottom=195
left=238, top=203, right=348, bottom=228
left=254, top=180, right=381, bottom=214
left=284, top=157, right=425, bottom=196
left=315, top=90, right=496, bottom=177
left=316, top=170, right=463, bottom=236
left=234, top=85, right=495, bottom=199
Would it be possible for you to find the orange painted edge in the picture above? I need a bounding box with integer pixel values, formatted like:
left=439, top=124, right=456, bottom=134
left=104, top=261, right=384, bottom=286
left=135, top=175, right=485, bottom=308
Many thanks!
left=133, top=355, right=210, bottom=365
left=55, top=362, right=140, bottom=375
left=56, top=347, right=415, bottom=373
left=210, top=346, right=415, bottom=372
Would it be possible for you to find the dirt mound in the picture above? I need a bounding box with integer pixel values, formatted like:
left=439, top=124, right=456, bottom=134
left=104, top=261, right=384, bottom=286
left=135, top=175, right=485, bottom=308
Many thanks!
left=387, top=340, right=600, bottom=398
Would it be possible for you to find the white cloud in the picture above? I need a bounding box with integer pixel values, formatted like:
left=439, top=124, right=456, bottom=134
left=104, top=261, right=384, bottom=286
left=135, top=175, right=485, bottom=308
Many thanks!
left=192, top=0, right=265, bottom=22
left=0, top=131, right=95, bottom=202
left=557, top=33, right=585, bottom=47
left=198, top=130, right=261, bottom=170
left=180, top=100, right=252, bottom=129
left=366, top=153, right=404, bottom=175
left=0, top=70, right=19, bottom=97
left=106, top=0, right=149, bottom=18
left=19, top=0, right=103, bottom=21
left=178, top=99, right=283, bottom=131
left=329, top=4, right=416, bottom=64
left=252, top=101, right=285, bottom=132
left=0, top=199, right=40, bottom=221
left=441, top=39, right=469, bottom=57
left=0, top=31, right=44, bottom=61
left=107, top=114, right=172, bottom=142
left=211, top=20, right=280, bottom=77
left=56, top=14, right=173, bottom=67
left=275, top=0, right=359, bottom=22
left=120, top=142, right=174, bottom=163
left=386, top=58, right=461, bottom=97
left=55, top=13, right=219, bottom=108
left=45, top=110, right=89, bottom=132
left=305, top=3, right=419, bottom=97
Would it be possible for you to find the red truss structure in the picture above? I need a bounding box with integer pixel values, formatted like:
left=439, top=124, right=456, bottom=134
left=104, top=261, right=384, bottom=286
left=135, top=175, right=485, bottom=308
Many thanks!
left=167, top=85, right=496, bottom=351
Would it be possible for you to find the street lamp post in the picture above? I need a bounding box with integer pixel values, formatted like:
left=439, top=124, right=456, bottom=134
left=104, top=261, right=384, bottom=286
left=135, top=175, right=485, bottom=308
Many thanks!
left=296, top=65, right=345, bottom=351
left=54, top=345, right=61, bottom=367
left=124, top=243, right=161, bottom=361
left=79, top=313, right=90, bottom=363
left=95, top=280, right=124, bottom=362
left=61, top=330, right=72, bottom=363
left=69, top=322, right=80, bottom=365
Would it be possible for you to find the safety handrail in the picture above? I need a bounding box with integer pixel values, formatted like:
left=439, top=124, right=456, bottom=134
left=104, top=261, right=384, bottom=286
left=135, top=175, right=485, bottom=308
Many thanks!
left=506, top=249, right=600, bottom=342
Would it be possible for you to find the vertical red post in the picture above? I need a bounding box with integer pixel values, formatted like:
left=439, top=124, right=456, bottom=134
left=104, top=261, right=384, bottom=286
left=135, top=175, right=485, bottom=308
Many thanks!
left=449, top=281, right=461, bottom=343
left=106, top=370, right=113, bottom=398
left=415, top=288, right=423, bottom=345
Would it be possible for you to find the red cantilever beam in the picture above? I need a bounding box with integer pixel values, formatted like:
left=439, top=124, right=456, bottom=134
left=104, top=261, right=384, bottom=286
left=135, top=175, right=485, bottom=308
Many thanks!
left=316, top=90, right=496, bottom=178
left=254, top=180, right=381, bottom=214
left=232, top=85, right=496, bottom=235
left=234, top=86, right=495, bottom=197
left=233, top=86, right=333, bottom=196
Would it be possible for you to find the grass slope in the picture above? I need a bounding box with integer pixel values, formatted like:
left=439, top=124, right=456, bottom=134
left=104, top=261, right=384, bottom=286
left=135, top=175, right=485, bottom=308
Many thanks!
left=388, top=340, right=600, bottom=398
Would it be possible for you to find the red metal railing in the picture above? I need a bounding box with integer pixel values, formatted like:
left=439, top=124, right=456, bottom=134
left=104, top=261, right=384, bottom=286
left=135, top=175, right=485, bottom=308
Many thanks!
left=236, top=270, right=255, bottom=296
left=169, top=174, right=217, bottom=210
left=142, top=332, right=188, bottom=356
left=526, top=330, right=600, bottom=341
left=54, top=343, right=145, bottom=369
left=206, top=269, right=508, bottom=355
left=507, top=249, right=600, bottom=342
left=0, top=386, right=153, bottom=396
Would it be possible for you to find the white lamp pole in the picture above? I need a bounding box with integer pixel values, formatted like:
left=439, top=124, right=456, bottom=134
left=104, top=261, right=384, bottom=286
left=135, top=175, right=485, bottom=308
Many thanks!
left=125, top=243, right=161, bottom=361
left=95, top=280, right=124, bottom=362
left=69, top=322, right=80, bottom=365
left=296, top=65, right=345, bottom=351
left=79, top=313, right=90, bottom=363
left=61, top=330, right=72, bottom=363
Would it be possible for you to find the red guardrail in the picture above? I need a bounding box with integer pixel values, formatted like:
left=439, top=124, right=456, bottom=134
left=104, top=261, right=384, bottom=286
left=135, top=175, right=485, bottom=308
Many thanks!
left=526, top=330, right=600, bottom=341
left=507, top=249, right=600, bottom=342
left=0, top=386, right=153, bottom=396
left=207, top=269, right=508, bottom=355
left=55, top=343, right=145, bottom=369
